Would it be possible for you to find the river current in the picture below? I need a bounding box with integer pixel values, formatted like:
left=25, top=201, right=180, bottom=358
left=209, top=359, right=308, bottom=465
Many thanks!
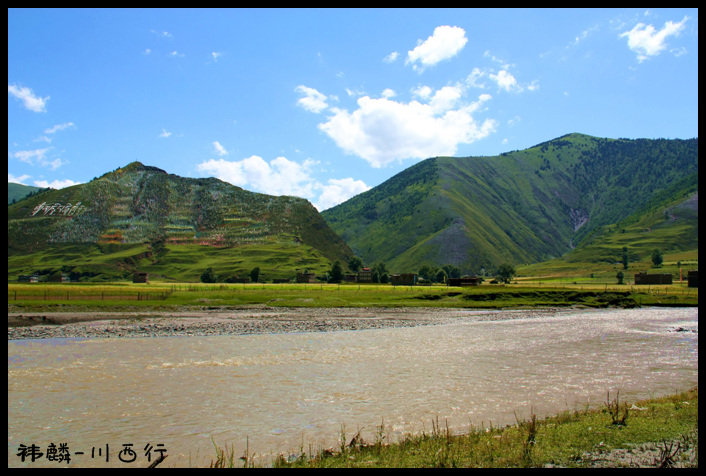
left=8, top=307, right=698, bottom=467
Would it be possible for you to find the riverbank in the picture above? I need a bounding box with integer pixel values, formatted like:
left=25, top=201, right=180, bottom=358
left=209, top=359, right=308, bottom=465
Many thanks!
left=267, top=387, right=699, bottom=468
left=7, top=306, right=505, bottom=340
left=8, top=306, right=696, bottom=340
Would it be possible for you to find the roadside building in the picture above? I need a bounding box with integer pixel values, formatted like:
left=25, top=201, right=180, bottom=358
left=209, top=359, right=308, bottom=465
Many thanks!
left=448, top=276, right=481, bottom=286
left=133, top=272, right=149, bottom=283
left=390, top=273, right=418, bottom=286
left=357, top=267, right=373, bottom=283
left=296, top=270, right=317, bottom=283
left=634, top=273, right=673, bottom=285
left=687, top=270, right=698, bottom=288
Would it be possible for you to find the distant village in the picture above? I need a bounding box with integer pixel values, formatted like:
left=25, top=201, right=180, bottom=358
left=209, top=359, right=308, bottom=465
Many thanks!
left=17, top=269, right=698, bottom=288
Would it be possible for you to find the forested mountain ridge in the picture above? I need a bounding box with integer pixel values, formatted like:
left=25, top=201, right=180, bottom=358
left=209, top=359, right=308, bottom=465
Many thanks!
left=322, top=133, right=698, bottom=274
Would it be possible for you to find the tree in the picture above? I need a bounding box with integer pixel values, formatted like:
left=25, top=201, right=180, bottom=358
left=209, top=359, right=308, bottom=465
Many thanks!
left=442, top=264, right=461, bottom=279
left=200, top=267, right=218, bottom=283
left=418, top=265, right=432, bottom=281
left=348, top=256, right=362, bottom=274
left=616, top=270, right=624, bottom=285
left=436, top=268, right=448, bottom=284
left=372, top=262, right=388, bottom=278
left=497, top=263, right=516, bottom=284
left=329, top=260, right=343, bottom=283
left=622, top=247, right=629, bottom=270
left=651, top=249, right=664, bottom=268
left=250, top=267, right=260, bottom=283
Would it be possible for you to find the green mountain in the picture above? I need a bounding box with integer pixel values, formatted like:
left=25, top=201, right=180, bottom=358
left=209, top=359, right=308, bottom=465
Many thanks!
left=8, top=183, right=49, bottom=205
left=8, top=162, right=353, bottom=282
left=322, top=134, right=698, bottom=274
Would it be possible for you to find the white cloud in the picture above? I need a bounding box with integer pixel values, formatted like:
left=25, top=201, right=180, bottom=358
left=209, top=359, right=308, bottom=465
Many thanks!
left=295, top=85, right=329, bottom=113
left=33, top=178, right=80, bottom=189
left=428, top=85, right=463, bottom=114
left=318, top=92, right=496, bottom=168
left=13, top=148, right=51, bottom=165
left=489, top=70, right=522, bottom=93
left=197, top=156, right=318, bottom=199
left=465, top=68, right=487, bottom=89
left=8, top=84, right=49, bottom=112
left=196, top=155, right=369, bottom=210
left=383, top=51, right=399, bottom=63
left=158, top=129, right=172, bottom=138
left=381, top=88, right=396, bottom=99
left=151, top=30, right=174, bottom=40
left=411, top=85, right=433, bottom=99
left=48, top=158, right=65, bottom=170
left=619, top=16, right=688, bottom=62
left=211, top=51, right=222, bottom=62
left=212, top=141, right=227, bottom=156
left=406, top=25, right=468, bottom=72
left=8, top=173, right=32, bottom=184
left=316, top=177, right=370, bottom=211
left=44, top=122, right=75, bottom=134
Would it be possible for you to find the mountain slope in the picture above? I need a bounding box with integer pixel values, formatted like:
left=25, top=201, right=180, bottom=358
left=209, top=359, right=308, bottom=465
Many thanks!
left=322, top=134, right=698, bottom=274
left=8, top=162, right=353, bottom=281
left=8, top=183, right=48, bottom=205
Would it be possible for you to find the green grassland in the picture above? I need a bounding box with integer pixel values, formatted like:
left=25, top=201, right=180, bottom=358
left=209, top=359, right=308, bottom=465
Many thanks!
left=8, top=277, right=698, bottom=311
left=7, top=240, right=337, bottom=283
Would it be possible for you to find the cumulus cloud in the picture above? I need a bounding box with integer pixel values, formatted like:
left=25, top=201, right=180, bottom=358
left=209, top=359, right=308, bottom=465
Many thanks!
left=33, top=178, right=80, bottom=189
left=295, top=85, right=330, bottom=113
left=316, top=177, right=371, bottom=211
left=406, top=26, right=468, bottom=72
left=317, top=91, right=496, bottom=168
left=8, top=84, right=49, bottom=112
left=619, top=16, right=688, bottom=62
left=489, top=70, right=522, bottom=93
left=197, top=156, right=319, bottom=200
left=196, top=156, right=368, bottom=210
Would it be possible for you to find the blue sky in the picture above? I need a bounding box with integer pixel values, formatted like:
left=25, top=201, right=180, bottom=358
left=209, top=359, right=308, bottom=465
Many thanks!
left=8, top=8, right=698, bottom=210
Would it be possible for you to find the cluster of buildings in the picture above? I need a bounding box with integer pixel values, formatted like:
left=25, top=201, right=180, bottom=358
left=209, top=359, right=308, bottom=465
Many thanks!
left=633, top=271, right=698, bottom=288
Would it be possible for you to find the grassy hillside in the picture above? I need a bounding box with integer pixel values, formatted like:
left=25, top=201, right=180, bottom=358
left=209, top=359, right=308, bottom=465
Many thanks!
left=8, top=183, right=49, bottom=205
left=8, top=162, right=353, bottom=282
left=517, top=190, right=698, bottom=280
left=322, top=134, right=698, bottom=275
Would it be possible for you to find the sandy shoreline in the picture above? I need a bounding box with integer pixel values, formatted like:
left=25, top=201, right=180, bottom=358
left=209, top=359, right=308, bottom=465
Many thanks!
left=8, top=306, right=519, bottom=340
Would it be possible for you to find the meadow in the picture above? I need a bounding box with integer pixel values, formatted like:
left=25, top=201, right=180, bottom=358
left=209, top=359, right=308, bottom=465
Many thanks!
left=7, top=277, right=698, bottom=311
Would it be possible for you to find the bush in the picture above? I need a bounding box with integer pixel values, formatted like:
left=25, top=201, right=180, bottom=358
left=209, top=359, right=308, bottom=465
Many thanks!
left=200, top=267, right=218, bottom=283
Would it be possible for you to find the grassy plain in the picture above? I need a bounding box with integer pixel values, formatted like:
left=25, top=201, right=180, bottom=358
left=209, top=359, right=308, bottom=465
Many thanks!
left=7, top=278, right=698, bottom=311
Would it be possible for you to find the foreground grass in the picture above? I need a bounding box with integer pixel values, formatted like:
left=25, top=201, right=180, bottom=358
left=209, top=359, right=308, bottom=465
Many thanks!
left=7, top=281, right=698, bottom=312
left=212, top=388, right=698, bottom=468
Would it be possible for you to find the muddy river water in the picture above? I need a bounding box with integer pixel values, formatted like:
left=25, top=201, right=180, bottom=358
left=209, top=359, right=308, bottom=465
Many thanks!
left=8, top=307, right=698, bottom=467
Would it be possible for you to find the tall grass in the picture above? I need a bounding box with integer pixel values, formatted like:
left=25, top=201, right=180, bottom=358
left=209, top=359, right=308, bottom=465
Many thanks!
left=269, top=387, right=698, bottom=468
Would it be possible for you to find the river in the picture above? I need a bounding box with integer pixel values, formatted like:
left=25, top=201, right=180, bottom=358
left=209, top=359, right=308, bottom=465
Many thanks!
left=8, top=307, right=698, bottom=467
